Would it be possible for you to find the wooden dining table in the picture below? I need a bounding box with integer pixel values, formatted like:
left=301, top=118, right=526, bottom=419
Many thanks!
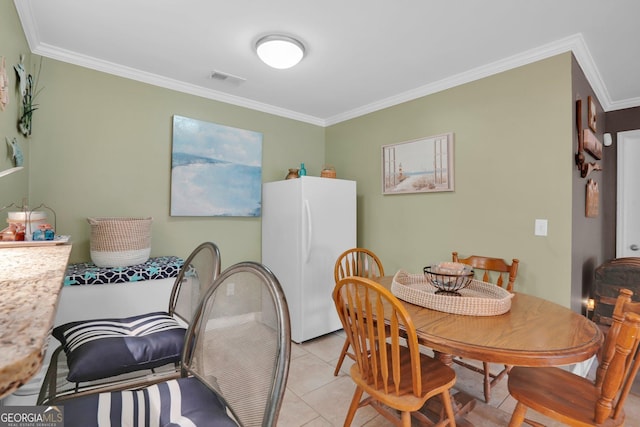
left=375, top=276, right=604, bottom=426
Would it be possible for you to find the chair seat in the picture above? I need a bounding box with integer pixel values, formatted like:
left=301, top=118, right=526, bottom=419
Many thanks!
left=351, top=344, right=456, bottom=412
left=508, top=292, right=640, bottom=427
left=62, top=376, right=239, bottom=427
left=350, top=343, right=456, bottom=412
left=508, top=366, right=624, bottom=426
left=52, top=311, right=186, bottom=383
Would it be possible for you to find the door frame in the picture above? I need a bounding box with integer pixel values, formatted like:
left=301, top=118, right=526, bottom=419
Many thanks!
left=616, top=129, right=640, bottom=257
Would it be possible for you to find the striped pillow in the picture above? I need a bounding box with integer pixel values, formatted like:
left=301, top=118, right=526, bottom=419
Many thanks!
left=53, top=312, right=186, bottom=383
left=62, top=377, right=239, bottom=427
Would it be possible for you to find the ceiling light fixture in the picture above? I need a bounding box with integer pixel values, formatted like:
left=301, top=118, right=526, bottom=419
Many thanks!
left=256, top=35, right=305, bottom=69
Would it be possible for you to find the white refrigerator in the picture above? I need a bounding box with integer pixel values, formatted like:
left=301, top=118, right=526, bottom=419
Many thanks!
left=262, top=176, right=356, bottom=343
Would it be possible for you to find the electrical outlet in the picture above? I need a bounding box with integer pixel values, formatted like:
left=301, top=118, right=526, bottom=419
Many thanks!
left=534, top=219, right=548, bottom=236
left=226, top=282, right=235, bottom=296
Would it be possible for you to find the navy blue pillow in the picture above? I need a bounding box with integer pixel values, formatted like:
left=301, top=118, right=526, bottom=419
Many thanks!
left=62, top=377, right=239, bottom=427
left=52, top=311, right=186, bottom=383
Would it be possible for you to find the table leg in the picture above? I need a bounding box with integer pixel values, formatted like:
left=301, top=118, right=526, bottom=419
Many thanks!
left=434, top=351, right=454, bottom=366
left=419, top=351, right=477, bottom=426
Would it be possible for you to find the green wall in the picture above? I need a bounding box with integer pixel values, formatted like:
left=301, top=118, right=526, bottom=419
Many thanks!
left=0, top=0, right=324, bottom=266
left=326, top=54, right=574, bottom=305
left=29, top=60, right=324, bottom=265
left=0, top=1, right=30, bottom=207
left=3, top=0, right=587, bottom=307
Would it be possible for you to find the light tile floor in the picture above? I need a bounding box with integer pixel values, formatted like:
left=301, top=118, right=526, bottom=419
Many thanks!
left=278, top=330, right=640, bottom=427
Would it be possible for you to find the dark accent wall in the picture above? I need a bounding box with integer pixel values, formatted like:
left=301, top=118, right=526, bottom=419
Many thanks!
left=571, top=55, right=607, bottom=314
left=606, top=107, right=640, bottom=136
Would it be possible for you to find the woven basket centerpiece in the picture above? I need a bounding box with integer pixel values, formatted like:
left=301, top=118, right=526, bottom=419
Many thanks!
left=391, top=269, right=513, bottom=316
left=88, top=217, right=152, bottom=267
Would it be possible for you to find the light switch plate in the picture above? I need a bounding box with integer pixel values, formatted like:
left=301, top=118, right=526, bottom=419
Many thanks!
left=535, top=219, right=548, bottom=236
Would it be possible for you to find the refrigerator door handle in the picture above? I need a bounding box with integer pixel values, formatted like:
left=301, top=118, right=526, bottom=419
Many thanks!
left=303, top=199, right=312, bottom=263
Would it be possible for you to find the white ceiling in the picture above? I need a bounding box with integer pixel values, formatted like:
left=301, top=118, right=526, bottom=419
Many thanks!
left=14, top=0, right=640, bottom=126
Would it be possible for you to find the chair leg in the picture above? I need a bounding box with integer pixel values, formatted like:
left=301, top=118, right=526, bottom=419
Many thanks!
left=439, top=391, right=456, bottom=427
left=334, top=338, right=351, bottom=376
left=508, top=402, right=527, bottom=427
left=484, top=363, right=511, bottom=403
left=489, top=364, right=511, bottom=388
left=343, top=386, right=363, bottom=427
left=453, top=357, right=499, bottom=403
left=401, top=410, right=411, bottom=427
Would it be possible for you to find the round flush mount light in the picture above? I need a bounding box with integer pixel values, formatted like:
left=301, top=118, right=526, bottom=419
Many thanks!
left=256, top=35, right=305, bottom=69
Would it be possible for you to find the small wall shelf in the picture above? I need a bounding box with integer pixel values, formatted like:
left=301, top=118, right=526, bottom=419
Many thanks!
left=0, top=167, right=24, bottom=178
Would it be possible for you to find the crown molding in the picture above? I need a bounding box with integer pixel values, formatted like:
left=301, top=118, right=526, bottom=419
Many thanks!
left=13, top=0, right=624, bottom=127
left=326, top=34, right=614, bottom=125
left=33, top=42, right=326, bottom=127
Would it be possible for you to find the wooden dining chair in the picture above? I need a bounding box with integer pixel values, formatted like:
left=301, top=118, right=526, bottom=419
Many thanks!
left=333, top=276, right=457, bottom=427
left=333, top=248, right=385, bottom=376
left=507, top=308, right=640, bottom=426
left=595, top=288, right=640, bottom=387
left=451, top=251, right=519, bottom=403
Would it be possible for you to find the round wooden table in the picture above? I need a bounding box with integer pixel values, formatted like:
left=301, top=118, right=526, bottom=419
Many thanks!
left=375, top=276, right=603, bottom=426
left=377, top=276, right=602, bottom=366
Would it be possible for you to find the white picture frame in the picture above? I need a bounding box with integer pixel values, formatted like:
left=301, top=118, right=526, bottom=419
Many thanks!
left=382, top=132, right=454, bottom=195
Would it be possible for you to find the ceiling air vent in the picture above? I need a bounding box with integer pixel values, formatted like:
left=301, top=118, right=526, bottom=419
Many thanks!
left=209, top=70, right=246, bottom=85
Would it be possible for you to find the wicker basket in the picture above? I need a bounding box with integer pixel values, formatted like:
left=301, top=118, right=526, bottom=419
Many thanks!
left=391, top=270, right=513, bottom=316
left=88, top=217, right=152, bottom=267
left=320, top=165, right=336, bottom=178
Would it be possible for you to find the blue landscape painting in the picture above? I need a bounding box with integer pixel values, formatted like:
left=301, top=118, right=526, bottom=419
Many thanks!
left=171, top=115, right=263, bottom=216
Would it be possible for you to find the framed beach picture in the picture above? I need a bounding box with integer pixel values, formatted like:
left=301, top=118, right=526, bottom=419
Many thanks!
left=382, top=132, right=454, bottom=194
left=170, top=115, right=263, bottom=216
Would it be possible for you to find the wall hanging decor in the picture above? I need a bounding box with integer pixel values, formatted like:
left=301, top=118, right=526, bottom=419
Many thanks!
left=14, top=57, right=43, bottom=137
left=6, top=137, right=23, bottom=167
left=588, top=96, right=597, bottom=132
left=382, top=132, right=454, bottom=194
left=583, top=128, right=602, bottom=160
left=0, top=57, right=8, bottom=111
left=575, top=99, right=585, bottom=169
left=575, top=98, right=602, bottom=178
left=170, top=115, right=263, bottom=217
left=586, top=179, right=599, bottom=218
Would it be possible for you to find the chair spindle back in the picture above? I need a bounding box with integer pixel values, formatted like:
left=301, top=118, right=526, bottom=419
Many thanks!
left=452, top=252, right=519, bottom=292
left=335, top=248, right=385, bottom=282
left=596, top=311, right=640, bottom=423
left=333, top=276, right=422, bottom=397
left=594, top=288, right=640, bottom=422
